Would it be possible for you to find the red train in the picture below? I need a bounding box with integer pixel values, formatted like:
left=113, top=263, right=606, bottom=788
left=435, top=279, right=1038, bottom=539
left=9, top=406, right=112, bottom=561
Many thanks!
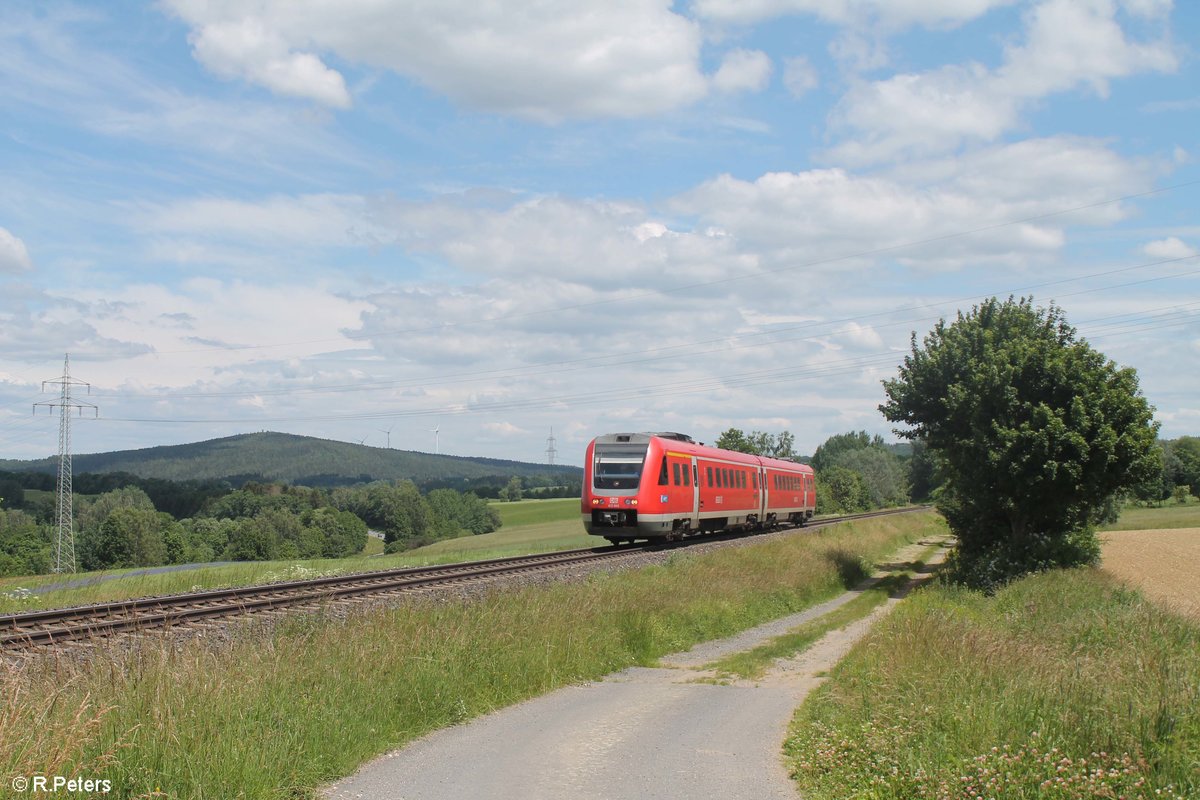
left=582, top=432, right=816, bottom=544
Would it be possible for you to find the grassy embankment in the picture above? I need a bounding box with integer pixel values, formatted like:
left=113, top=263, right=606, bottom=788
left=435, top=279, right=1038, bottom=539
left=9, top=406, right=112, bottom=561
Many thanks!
left=0, top=511, right=937, bottom=800
left=0, top=498, right=584, bottom=614
left=704, top=540, right=944, bottom=681
left=784, top=503, right=1200, bottom=799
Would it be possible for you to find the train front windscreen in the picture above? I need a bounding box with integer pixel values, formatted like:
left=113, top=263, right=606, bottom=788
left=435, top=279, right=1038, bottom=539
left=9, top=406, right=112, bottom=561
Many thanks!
left=592, top=444, right=649, bottom=491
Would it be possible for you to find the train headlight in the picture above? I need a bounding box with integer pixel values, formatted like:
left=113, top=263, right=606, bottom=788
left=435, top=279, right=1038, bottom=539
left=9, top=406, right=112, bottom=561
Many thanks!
left=592, top=498, right=603, bottom=506
left=625, top=498, right=638, bottom=506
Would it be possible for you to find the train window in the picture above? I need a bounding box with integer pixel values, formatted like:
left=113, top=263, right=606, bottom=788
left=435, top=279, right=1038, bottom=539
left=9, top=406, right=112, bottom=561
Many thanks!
left=738, top=471, right=745, bottom=489
left=672, top=462, right=681, bottom=486
left=658, top=457, right=669, bottom=486
left=691, top=464, right=697, bottom=486
left=752, top=472, right=758, bottom=490
left=593, top=445, right=648, bottom=490
left=706, top=466, right=713, bottom=486
left=683, top=464, right=690, bottom=486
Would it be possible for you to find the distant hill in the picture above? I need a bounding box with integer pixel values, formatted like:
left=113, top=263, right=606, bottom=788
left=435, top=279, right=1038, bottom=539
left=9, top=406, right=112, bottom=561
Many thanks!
left=0, top=432, right=581, bottom=487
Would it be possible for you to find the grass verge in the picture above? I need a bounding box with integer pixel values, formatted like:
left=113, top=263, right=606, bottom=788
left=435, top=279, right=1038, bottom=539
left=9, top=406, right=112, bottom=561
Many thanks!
left=1, top=512, right=937, bottom=800
left=703, top=572, right=911, bottom=681
left=784, top=568, right=1200, bottom=799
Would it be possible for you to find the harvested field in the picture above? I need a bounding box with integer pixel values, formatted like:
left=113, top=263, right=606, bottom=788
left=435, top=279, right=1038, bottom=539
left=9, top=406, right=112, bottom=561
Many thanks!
left=1100, top=527, right=1200, bottom=619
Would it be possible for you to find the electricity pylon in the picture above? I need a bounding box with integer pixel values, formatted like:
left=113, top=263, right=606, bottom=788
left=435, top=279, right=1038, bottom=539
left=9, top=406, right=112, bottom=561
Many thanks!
left=34, top=354, right=97, bottom=574
left=545, top=427, right=557, bottom=465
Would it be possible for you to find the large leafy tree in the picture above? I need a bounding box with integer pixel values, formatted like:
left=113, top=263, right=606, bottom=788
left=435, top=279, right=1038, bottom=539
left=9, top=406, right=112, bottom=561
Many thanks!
left=714, top=428, right=797, bottom=459
left=880, top=297, right=1159, bottom=589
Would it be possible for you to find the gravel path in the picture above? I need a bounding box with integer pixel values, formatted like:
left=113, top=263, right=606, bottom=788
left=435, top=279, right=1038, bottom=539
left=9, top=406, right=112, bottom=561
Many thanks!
left=324, top=538, right=948, bottom=800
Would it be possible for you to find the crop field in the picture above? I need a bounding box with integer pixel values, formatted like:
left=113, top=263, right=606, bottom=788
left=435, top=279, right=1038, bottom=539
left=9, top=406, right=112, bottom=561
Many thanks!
left=1101, top=528, right=1200, bottom=619
left=1099, top=502, right=1200, bottom=619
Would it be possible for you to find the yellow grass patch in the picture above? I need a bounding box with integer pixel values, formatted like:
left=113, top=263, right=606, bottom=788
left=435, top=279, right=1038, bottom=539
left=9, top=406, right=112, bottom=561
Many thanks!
left=1100, top=527, right=1200, bottom=619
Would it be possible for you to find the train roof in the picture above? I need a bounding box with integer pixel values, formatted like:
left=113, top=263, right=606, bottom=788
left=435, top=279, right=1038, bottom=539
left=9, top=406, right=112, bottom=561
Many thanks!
left=590, top=432, right=812, bottom=473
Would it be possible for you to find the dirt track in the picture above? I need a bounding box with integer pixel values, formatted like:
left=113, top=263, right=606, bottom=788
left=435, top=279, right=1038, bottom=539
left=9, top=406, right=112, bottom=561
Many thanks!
left=1100, top=528, right=1200, bottom=619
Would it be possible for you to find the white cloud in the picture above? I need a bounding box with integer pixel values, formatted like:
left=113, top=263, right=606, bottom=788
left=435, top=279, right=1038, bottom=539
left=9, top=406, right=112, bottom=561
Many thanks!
left=188, top=17, right=352, bottom=108
left=673, top=137, right=1147, bottom=269
left=0, top=228, right=32, bottom=273
left=1142, top=237, right=1198, bottom=259
left=993, top=0, right=1178, bottom=99
left=783, top=56, right=819, bottom=98
left=165, top=0, right=708, bottom=121
left=483, top=421, right=527, bottom=436
left=694, top=0, right=1015, bottom=29
left=826, top=0, right=1177, bottom=163
left=712, top=49, right=772, bottom=93
left=143, top=194, right=382, bottom=247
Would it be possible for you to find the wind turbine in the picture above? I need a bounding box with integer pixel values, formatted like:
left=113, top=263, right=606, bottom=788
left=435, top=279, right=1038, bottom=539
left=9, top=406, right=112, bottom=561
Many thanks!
left=430, top=423, right=440, bottom=455
left=378, top=425, right=394, bottom=449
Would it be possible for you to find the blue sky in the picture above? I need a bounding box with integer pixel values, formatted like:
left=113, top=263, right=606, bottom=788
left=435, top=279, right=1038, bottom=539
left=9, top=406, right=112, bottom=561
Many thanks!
left=1, top=0, right=1197, bottom=466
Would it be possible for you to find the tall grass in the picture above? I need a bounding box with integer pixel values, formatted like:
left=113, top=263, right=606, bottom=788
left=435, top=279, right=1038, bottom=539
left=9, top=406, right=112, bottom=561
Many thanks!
left=0, top=512, right=935, bottom=800
left=784, top=568, right=1200, bottom=799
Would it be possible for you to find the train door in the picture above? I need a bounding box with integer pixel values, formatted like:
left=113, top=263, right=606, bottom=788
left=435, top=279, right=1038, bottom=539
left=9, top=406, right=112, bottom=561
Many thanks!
left=690, top=457, right=700, bottom=528
left=758, top=466, right=768, bottom=521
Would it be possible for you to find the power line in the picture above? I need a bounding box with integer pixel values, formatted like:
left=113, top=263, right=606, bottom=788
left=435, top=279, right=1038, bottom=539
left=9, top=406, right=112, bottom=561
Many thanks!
left=33, top=354, right=97, bottom=574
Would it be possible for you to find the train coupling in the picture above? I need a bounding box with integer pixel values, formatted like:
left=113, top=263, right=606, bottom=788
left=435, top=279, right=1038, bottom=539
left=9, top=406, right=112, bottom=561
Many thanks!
left=593, top=509, right=635, bottom=527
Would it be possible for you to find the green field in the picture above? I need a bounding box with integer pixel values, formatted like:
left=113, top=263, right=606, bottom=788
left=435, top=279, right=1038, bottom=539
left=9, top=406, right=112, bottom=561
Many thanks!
left=1, top=511, right=938, bottom=800
left=0, top=498, right=589, bottom=613
left=1102, top=499, right=1200, bottom=531
left=489, top=496, right=580, bottom=527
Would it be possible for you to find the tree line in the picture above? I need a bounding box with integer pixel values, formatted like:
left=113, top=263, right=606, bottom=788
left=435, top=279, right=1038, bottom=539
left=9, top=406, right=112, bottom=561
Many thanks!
left=0, top=477, right=512, bottom=578
left=713, top=427, right=922, bottom=515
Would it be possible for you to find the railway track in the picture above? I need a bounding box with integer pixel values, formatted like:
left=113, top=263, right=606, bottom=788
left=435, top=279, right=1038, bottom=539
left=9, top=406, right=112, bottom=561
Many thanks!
left=0, top=506, right=925, bottom=650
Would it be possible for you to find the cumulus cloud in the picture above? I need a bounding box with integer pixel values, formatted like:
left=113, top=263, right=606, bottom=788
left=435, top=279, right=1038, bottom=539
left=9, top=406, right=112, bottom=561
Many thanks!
left=1142, top=237, right=1198, bottom=259
left=826, top=0, right=1178, bottom=163
left=712, top=49, right=772, bottom=93
left=188, top=17, right=352, bottom=108
left=672, top=136, right=1147, bottom=268
left=0, top=228, right=33, bottom=273
left=165, top=0, right=708, bottom=120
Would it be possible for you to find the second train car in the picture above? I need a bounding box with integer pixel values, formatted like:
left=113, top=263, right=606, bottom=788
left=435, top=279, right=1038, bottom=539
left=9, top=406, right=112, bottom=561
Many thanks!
left=582, top=432, right=815, bottom=544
